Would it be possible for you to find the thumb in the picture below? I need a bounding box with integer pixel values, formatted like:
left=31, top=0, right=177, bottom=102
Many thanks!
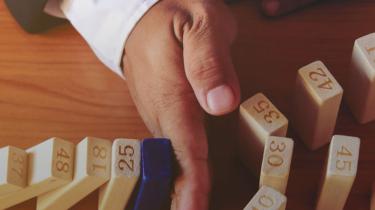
left=181, top=3, right=240, bottom=116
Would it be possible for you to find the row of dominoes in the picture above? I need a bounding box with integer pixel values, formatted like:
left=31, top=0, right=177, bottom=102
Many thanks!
left=0, top=137, right=173, bottom=210
left=239, top=32, right=375, bottom=210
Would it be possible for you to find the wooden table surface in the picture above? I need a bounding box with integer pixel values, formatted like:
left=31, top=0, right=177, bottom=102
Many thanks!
left=1, top=0, right=375, bottom=209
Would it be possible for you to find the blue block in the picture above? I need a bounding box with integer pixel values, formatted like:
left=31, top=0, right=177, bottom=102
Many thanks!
left=131, top=138, right=173, bottom=210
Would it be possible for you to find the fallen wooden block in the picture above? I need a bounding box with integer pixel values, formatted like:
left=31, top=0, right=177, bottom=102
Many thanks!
left=0, top=146, right=27, bottom=197
left=0, top=137, right=74, bottom=209
left=98, top=138, right=141, bottom=210
left=37, top=137, right=112, bottom=210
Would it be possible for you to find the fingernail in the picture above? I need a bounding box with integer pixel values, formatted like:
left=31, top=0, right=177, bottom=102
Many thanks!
left=263, top=0, right=280, bottom=16
left=207, top=85, right=235, bottom=114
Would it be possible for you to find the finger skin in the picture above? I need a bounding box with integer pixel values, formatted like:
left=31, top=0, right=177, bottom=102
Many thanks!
left=123, top=1, right=218, bottom=209
left=182, top=1, right=240, bottom=116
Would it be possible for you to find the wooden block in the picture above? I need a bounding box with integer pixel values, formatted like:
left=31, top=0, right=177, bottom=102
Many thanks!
left=0, top=137, right=74, bottom=209
left=130, top=138, right=173, bottom=210
left=0, top=146, right=27, bottom=197
left=37, top=137, right=112, bottom=210
left=98, top=138, right=141, bottom=210
left=345, top=33, right=375, bottom=124
left=292, top=61, right=343, bottom=150
left=316, top=135, right=360, bottom=210
left=239, top=93, right=289, bottom=175
left=243, top=186, right=287, bottom=210
left=260, top=136, right=294, bottom=194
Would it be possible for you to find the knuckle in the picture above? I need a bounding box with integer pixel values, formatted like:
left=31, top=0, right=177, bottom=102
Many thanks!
left=189, top=56, right=225, bottom=85
left=185, top=3, right=216, bottom=38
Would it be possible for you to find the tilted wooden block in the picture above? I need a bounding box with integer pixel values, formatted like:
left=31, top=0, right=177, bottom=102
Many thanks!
left=239, top=93, right=289, bottom=175
left=37, top=137, right=112, bottom=210
left=316, top=135, right=360, bottom=210
left=292, top=61, right=343, bottom=150
left=98, top=138, right=141, bottom=210
left=243, top=186, right=287, bottom=210
left=260, top=136, right=294, bottom=194
left=345, top=33, right=375, bottom=124
left=130, top=138, right=173, bottom=210
left=0, top=138, right=74, bottom=209
left=0, top=146, right=27, bottom=197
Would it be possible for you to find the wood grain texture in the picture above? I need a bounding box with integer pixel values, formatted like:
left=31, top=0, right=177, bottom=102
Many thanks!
left=1, top=0, right=375, bottom=210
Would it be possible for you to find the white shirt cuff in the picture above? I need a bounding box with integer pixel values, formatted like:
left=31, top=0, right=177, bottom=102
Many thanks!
left=51, top=0, right=159, bottom=78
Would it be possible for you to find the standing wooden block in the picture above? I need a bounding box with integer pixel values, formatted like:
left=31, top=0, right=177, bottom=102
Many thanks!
left=243, top=186, right=287, bottom=210
left=346, top=33, right=375, bottom=124
left=130, top=138, right=173, bottom=210
left=316, top=135, right=360, bottom=210
left=293, top=61, right=343, bottom=150
left=239, top=93, right=289, bottom=175
left=37, top=137, right=112, bottom=210
left=98, top=138, right=141, bottom=210
left=260, top=137, right=294, bottom=194
left=0, top=138, right=74, bottom=209
left=0, top=146, right=27, bottom=197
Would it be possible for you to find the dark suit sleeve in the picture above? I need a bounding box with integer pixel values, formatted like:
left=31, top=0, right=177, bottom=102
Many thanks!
left=5, top=0, right=66, bottom=33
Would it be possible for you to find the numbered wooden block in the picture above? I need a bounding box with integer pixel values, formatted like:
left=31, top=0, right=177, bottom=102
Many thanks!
left=37, top=137, right=112, bottom=210
left=239, top=93, right=289, bottom=175
left=0, top=138, right=74, bottom=209
left=260, top=137, right=294, bottom=194
left=316, top=135, right=360, bottom=210
left=292, top=61, right=343, bottom=150
left=244, top=186, right=287, bottom=210
left=345, top=33, right=375, bottom=124
left=98, top=139, right=141, bottom=210
left=0, top=146, right=27, bottom=197
left=130, top=138, right=173, bottom=210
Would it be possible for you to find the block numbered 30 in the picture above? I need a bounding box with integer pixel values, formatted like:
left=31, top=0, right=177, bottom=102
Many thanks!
left=260, top=136, right=294, bottom=194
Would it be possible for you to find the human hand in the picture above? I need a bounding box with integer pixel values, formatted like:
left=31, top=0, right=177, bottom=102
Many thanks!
left=123, top=0, right=240, bottom=209
left=262, top=0, right=320, bottom=16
